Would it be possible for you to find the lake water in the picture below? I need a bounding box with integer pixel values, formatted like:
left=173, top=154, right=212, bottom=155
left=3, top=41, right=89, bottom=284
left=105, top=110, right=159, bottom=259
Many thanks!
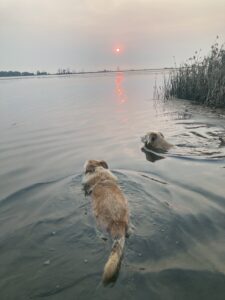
left=0, top=71, right=225, bottom=300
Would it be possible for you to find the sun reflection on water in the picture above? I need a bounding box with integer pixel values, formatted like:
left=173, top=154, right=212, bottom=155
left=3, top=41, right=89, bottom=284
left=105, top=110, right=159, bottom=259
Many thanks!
left=115, top=72, right=127, bottom=105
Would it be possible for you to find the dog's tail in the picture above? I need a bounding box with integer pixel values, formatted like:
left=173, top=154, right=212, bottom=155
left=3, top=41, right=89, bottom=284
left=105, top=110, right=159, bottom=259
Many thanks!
left=102, top=235, right=125, bottom=284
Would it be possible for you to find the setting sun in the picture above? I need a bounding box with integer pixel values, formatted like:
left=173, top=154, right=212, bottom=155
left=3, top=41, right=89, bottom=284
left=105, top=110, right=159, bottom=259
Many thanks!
left=114, top=46, right=123, bottom=54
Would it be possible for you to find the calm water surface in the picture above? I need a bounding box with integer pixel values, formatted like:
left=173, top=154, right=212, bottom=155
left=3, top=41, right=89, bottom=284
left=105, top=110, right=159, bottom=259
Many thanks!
left=0, top=71, right=225, bottom=300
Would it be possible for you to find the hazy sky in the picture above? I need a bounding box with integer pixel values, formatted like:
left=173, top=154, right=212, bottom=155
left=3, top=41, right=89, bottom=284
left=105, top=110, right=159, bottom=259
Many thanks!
left=0, top=0, right=225, bottom=72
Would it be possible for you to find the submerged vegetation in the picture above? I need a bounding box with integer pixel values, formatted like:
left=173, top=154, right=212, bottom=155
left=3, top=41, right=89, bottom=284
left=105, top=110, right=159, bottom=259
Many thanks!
left=163, top=39, right=225, bottom=107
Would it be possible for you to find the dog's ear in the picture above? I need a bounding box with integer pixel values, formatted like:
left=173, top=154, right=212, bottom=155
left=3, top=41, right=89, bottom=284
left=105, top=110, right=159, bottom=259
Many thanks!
left=99, top=160, right=108, bottom=169
left=159, top=132, right=164, bottom=138
left=85, top=164, right=95, bottom=174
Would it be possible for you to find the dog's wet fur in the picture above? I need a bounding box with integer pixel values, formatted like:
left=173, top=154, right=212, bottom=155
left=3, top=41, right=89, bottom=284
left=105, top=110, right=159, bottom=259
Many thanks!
left=82, top=159, right=129, bottom=285
left=141, top=131, right=174, bottom=151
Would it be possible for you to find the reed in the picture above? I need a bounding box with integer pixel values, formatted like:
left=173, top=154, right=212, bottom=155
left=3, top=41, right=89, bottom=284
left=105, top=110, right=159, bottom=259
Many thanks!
left=163, top=39, right=225, bottom=107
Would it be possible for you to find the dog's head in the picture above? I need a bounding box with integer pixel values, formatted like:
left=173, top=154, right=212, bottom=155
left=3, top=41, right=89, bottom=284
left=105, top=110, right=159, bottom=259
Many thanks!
left=84, top=159, right=109, bottom=174
left=141, top=132, right=164, bottom=147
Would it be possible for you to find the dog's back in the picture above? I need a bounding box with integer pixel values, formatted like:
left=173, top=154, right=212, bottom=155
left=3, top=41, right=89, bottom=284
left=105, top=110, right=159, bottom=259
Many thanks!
left=83, top=160, right=129, bottom=284
left=91, top=179, right=128, bottom=237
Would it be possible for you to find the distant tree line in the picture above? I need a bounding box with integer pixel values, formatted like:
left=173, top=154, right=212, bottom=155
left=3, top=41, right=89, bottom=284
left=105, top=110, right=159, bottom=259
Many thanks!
left=0, top=70, right=48, bottom=77
left=36, top=71, right=48, bottom=76
left=57, top=68, right=72, bottom=75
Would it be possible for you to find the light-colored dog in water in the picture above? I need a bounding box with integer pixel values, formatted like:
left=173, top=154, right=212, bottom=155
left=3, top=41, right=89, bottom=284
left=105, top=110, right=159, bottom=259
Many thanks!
left=142, top=132, right=225, bottom=150
left=82, top=159, right=129, bottom=285
left=141, top=131, right=174, bottom=151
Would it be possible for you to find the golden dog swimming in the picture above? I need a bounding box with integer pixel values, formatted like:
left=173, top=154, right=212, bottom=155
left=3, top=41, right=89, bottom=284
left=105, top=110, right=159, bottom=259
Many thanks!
left=82, top=159, right=129, bottom=284
left=141, top=131, right=174, bottom=151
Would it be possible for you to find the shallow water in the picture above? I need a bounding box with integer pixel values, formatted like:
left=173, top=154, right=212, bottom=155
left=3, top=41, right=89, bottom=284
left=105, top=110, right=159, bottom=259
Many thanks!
left=0, top=71, right=225, bottom=300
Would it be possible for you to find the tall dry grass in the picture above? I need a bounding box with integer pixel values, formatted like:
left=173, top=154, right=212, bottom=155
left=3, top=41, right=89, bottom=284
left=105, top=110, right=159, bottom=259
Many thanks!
left=164, top=40, right=225, bottom=107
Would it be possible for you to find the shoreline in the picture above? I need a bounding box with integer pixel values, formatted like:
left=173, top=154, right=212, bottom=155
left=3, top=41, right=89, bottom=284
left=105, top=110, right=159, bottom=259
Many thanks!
left=0, top=67, right=174, bottom=79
